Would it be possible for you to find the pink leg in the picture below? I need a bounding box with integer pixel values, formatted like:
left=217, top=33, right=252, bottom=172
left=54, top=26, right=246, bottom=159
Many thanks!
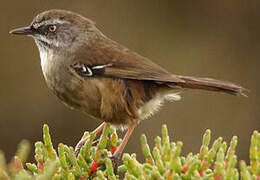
left=113, top=122, right=137, bottom=158
left=75, top=122, right=106, bottom=156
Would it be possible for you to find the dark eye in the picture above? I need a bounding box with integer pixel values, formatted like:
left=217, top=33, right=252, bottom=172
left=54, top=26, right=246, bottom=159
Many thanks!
left=48, top=25, right=57, bottom=32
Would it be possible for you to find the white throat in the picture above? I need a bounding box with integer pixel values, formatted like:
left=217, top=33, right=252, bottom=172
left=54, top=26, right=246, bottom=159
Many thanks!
left=40, top=49, right=48, bottom=70
left=36, top=43, right=53, bottom=80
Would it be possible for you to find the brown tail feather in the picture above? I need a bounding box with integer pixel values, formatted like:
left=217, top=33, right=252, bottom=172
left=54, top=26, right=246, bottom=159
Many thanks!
left=173, top=75, right=248, bottom=96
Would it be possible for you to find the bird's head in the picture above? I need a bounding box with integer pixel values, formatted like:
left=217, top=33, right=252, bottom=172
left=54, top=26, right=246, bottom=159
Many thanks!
left=10, top=9, right=99, bottom=52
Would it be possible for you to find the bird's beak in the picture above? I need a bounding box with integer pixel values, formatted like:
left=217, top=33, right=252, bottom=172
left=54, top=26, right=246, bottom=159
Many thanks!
left=9, top=26, right=34, bottom=35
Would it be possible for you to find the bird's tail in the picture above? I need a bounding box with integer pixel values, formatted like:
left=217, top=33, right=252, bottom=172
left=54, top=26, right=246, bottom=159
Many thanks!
left=172, top=75, right=247, bottom=96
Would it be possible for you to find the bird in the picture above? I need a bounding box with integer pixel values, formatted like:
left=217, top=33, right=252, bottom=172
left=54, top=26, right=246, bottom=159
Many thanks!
left=10, top=9, right=246, bottom=162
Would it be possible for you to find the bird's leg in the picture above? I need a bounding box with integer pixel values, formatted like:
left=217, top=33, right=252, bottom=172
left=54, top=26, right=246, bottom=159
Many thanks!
left=110, top=122, right=137, bottom=170
left=75, top=122, right=106, bottom=156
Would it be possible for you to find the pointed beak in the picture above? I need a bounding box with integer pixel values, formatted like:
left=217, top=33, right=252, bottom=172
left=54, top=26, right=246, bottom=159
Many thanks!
left=9, top=26, right=34, bottom=35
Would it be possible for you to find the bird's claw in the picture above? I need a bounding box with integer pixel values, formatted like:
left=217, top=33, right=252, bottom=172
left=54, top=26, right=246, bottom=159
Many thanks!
left=74, top=138, right=99, bottom=156
left=109, top=152, right=122, bottom=174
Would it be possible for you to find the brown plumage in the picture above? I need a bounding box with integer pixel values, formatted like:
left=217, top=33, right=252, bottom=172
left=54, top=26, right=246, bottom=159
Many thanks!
left=75, top=30, right=246, bottom=97
left=10, top=9, right=247, bottom=160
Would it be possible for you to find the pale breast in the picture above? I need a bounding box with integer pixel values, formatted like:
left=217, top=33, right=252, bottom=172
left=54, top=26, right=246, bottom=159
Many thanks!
left=39, top=49, right=52, bottom=80
left=39, top=50, right=103, bottom=118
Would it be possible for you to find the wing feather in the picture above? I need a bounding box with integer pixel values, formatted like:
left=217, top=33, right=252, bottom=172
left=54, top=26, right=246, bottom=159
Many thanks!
left=73, top=36, right=184, bottom=83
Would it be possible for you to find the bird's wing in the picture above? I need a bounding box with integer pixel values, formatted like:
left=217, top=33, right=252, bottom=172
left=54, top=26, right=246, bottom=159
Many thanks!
left=72, top=37, right=184, bottom=83
left=103, top=55, right=184, bottom=83
left=70, top=37, right=247, bottom=96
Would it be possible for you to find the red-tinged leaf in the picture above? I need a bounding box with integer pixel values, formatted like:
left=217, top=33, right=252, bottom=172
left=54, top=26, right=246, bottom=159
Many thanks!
left=214, top=174, right=223, bottom=180
left=37, top=161, right=44, bottom=171
left=181, top=165, right=188, bottom=173
left=109, top=146, right=117, bottom=155
left=202, top=160, right=210, bottom=169
left=80, top=176, right=87, bottom=180
left=90, top=160, right=99, bottom=174
left=225, top=160, right=228, bottom=169
left=12, top=160, right=22, bottom=172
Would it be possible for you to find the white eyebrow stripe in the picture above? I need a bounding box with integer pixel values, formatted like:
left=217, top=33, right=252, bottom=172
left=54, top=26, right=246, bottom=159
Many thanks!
left=33, top=19, right=69, bottom=29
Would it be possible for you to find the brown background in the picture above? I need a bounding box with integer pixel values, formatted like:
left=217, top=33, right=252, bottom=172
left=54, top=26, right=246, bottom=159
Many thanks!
left=0, top=0, right=259, bottom=162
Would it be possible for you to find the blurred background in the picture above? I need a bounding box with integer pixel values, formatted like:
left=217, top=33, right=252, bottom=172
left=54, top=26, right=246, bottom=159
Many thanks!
left=0, top=0, right=259, bottom=162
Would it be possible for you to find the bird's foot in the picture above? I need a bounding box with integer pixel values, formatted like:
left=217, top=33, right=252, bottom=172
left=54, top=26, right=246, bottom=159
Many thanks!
left=74, top=137, right=99, bottom=156
left=109, top=151, right=122, bottom=174
left=75, top=139, right=85, bottom=157
left=75, top=123, right=106, bottom=156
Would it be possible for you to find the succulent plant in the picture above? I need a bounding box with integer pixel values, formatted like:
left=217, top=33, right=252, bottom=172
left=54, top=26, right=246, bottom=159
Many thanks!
left=0, top=124, right=259, bottom=180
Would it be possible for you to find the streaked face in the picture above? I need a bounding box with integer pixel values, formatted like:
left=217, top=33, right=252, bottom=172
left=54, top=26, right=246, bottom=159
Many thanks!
left=32, top=18, right=80, bottom=50
left=10, top=18, right=81, bottom=51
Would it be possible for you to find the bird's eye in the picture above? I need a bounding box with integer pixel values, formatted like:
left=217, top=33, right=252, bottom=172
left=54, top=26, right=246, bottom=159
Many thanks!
left=48, top=25, right=57, bottom=32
